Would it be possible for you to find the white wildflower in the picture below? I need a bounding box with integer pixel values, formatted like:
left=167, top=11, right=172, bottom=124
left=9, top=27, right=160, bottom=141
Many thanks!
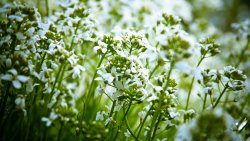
left=105, top=117, right=112, bottom=126
left=96, top=111, right=106, bottom=121
left=138, top=111, right=146, bottom=119
left=72, top=65, right=85, bottom=79
left=124, top=129, right=131, bottom=137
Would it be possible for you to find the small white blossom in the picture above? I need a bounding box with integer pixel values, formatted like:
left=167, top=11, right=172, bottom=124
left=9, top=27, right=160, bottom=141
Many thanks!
left=8, top=15, right=23, bottom=22
left=15, top=97, right=25, bottom=110
left=138, top=111, right=146, bottom=119
left=124, top=129, right=131, bottom=137
left=72, top=65, right=85, bottom=79
left=96, top=111, right=107, bottom=121
left=105, top=117, right=112, bottom=126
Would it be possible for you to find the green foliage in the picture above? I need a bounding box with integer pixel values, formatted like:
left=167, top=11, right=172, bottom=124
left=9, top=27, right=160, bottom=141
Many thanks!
left=0, top=0, right=250, bottom=141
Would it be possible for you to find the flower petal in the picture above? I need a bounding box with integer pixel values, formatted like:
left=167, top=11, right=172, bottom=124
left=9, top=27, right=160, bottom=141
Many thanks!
left=12, top=80, right=21, bottom=89
left=0, top=74, right=13, bottom=81
left=17, top=75, right=29, bottom=82
left=8, top=69, right=17, bottom=75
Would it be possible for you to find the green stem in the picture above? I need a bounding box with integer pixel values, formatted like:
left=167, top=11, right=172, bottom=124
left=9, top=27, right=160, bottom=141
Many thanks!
left=114, top=101, right=133, bottom=140
left=213, top=86, right=228, bottom=109
left=185, top=56, right=205, bottom=110
left=164, top=61, right=174, bottom=90
left=146, top=104, right=160, bottom=141
left=37, top=51, right=47, bottom=72
left=136, top=105, right=153, bottom=138
left=106, top=100, right=117, bottom=128
left=57, top=64, right=66, bottom=89
left=109, top=100, right=117, bottom=117
left=57, top=22, right=80, bottom=89
left=149, top=63, right=160, bottom=79
left=84, top=53, right=107, bottom=116
left=147, top=61, right=174, bottom=140
left=42, top=124, right=48, bottom=141
left=49, top=64, right=64, bottom=102
left=185, top=77, right=195, bottom=110
left=125, top=118, right=138, bottom=141
left=223, top=91, right=230, bottom=108
left=57, top=123, right=63, bottom=141
left=69, top=21, right=80, bottom=50
left=0, top=84, right=10, bottom=130
left=151, top=114, right=162, bottom=141
left=202, top=93, right=208, bottom=110
left=45, top=0, right=49, bottom=16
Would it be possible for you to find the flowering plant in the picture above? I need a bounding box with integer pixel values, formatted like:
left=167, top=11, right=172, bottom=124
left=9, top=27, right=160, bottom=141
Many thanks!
left=0, top=0, right=250, bottom=141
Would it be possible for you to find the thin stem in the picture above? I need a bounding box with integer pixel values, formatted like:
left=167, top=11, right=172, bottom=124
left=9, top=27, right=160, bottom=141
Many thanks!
left=106, top=100, right=116, bottom=128
left=136, top=105, right=153, bottom=138
left=57, top=64, right=66, bottom=89
left=125, top=118, right=138, bottom=141
left=149, top=63, right=160, bottom=79
left=147, top=61, right=174, bottom=140
left=151, top=114, right=162, bottom=141
left=185, top=56, right=205, bottom=110
left=45, top=0, right=49, bottom=16
left=185, top=77, right=195, bottom=110
left=84, top=53, right=107, bottom=115
left=69, top=21, right=80, bottom=50
left=164, top=61, right=174, bottom=90
left=114, top=101, right=133, bottom=140
left=223, top=91, right=230, bottom=108
left=146, top=104, right=160, bottom=141
left=213, top=86, right=228, bottom=108
left=0, top=83, right=10, bottom=130
left=49, top=64, right=64, bottom=101
left=109, top=100, right=117, bottom=117
left=37, top=51, right=47, bottom=72
left=209, top=94, right=214, bottom=107
left=202, top=93, right=208, bottom=110
left=57, top=123, right=63, bottom=141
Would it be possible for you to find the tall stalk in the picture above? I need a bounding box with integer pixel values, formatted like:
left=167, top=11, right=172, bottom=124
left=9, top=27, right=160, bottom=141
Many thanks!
left=146, top=61, right=174, bottom=141
left=185, top=55, right=205, bottom=110
left=213, top=85, right=228, bottom=109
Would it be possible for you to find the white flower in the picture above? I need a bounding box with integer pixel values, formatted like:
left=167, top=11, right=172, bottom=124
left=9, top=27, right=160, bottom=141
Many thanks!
left=48, top=43, right=56, bottom=54
left=96, top=111, right=106, bottom=121
left=8, top=15, right=23, bottom=22
left=16, top=32, right=26, bottom=40
left=42, top=111, right=58, bottom=127
left=26, top=27, right=35, bottom=37
left=148, top=93, right=158, bottom=101
left=168, top=108, right=180, bottom=118
left=104, top=85, right=117, bottom=100
left=105, top=117, right=112, bottom=126
left=41, top=117, right=52, bottom=127
left=68, top=55, right=79, bottom=65
left=124, top=129, right=131, bottom=137
left=114, top=81, right=125, bottom=90
left=0, top=69, right=29, bottom=89
left=96, top=70, right=114, bottom=83
left=138, top=111, right=146, bottom=119
left=94, top=40, right=108, bottom=53
left=61, top=100, right=67, bottom=107
left=15, top=97, right=25, bottom=110
left=72, top=65, right=85, bottom=79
